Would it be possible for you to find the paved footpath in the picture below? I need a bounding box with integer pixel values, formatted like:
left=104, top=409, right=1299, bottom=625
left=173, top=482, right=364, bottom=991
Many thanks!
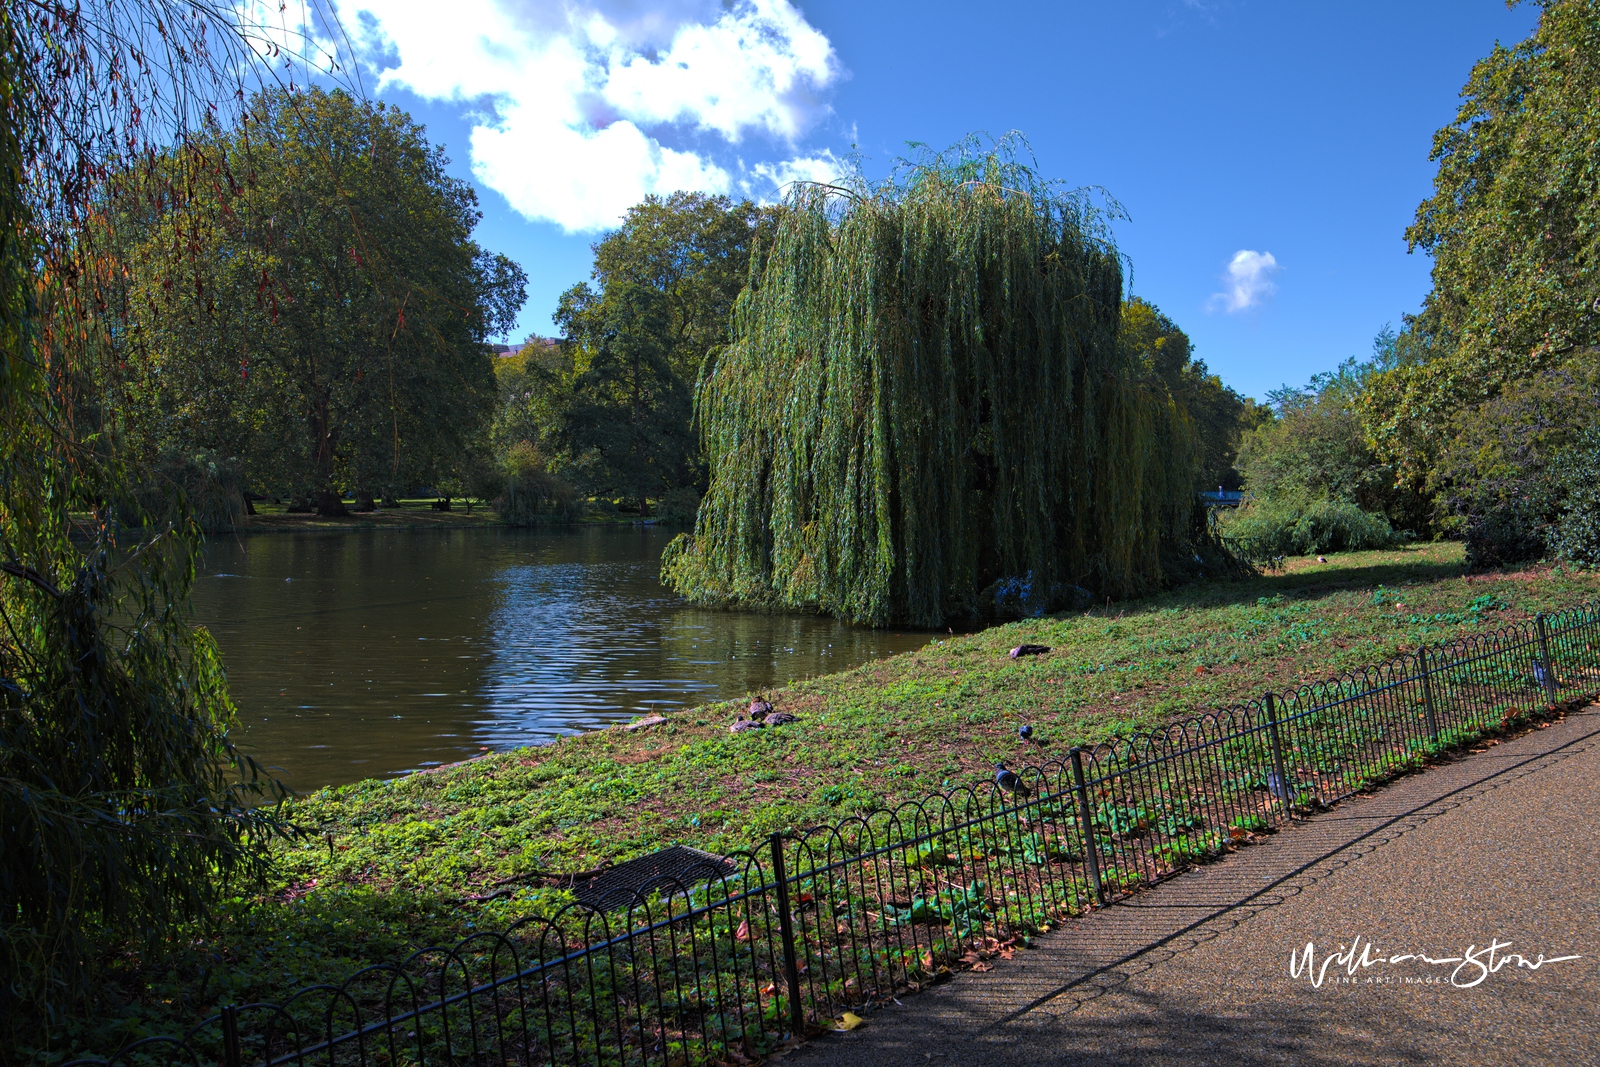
left=790, top=707, right=1600, bottom=1067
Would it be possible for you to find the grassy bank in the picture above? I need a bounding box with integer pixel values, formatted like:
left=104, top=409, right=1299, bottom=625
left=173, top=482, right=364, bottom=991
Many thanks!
left=52, top=543, right=1600, bottom=1059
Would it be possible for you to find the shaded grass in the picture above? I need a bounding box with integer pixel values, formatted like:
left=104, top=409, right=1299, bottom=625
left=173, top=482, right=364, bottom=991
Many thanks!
left=42, top=543, right=1600, bottom=1061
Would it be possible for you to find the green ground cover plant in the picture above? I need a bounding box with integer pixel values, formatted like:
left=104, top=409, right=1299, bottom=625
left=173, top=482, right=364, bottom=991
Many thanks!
left=44, top=542, right=1600, bottom=1061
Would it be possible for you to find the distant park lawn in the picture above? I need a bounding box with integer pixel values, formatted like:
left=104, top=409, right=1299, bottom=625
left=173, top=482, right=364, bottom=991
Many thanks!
left=74, top=542, right=1600, bottom=1053
left=242, top=497, right=663, bottom=530
left=246, top=497, right=505, bottom=530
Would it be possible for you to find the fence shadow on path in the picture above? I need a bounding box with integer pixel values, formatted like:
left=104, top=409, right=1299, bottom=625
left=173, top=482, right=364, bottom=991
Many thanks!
left=995, top=715, right=1600, bottom=1025
left=795, top=709, right=1600, bottom=1067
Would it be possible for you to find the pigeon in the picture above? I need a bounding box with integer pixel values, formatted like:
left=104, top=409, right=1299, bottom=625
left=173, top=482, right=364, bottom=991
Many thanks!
left=763, top=710, right=798, bottom=727
left=1265, top=771, right=1291, bottom=801
left=1009, top=644, right=1051, bottom=659
left=1017, top=723, right=1034, bottom=742
left=1533, top=659, right=1557, bottom=689
left=994, top=762, right=1032, bottom=798
left=1316, top=555, right=1328, bottom=564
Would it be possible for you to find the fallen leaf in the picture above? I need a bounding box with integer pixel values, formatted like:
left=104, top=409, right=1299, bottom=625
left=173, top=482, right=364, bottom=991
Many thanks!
left=832, top=1012, right=865, bottom=1032
left=735, top=919, right=750, bottom=942
left=759, top=982, right=776, bottom=996
left=970, top=962, right=992, bottom=973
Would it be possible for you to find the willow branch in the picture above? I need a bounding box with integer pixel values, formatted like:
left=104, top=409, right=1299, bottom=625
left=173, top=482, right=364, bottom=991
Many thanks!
left=1, top=561, right=64, bottom=599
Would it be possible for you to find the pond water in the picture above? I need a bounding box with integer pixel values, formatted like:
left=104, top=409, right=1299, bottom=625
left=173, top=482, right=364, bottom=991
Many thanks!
left=192, top=526, right=937, bottom=794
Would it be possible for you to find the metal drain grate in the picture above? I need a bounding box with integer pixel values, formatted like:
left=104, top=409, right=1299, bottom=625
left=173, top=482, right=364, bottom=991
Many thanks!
left=572, top=846, right=736, bottom=911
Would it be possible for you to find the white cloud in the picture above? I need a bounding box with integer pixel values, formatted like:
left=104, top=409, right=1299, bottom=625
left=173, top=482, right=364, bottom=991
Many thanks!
left=320, top=0, right=843, bottom=232
left=747, top=150, right=842, bottom=194
left=1208, top=250, right=1280, bottom=313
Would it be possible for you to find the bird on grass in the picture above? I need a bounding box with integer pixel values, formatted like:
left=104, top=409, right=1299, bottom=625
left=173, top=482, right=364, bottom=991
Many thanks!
left=748, top=696, right=774, bottom=719
left=1009, top=644, right=1051, bottom=660
left=729, top=715, right=766, bottom=734
left=994, top=762, right=1032, bottom=798
left=1018, top=723, right=1034, bottom=742
left=763, top=710, right=799, bottom=727
left=1265, top=771, right=1291, bottom=801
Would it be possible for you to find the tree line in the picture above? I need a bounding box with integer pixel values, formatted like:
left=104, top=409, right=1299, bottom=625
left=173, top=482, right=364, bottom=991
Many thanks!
left=104, top=97, right=1258, bottom=539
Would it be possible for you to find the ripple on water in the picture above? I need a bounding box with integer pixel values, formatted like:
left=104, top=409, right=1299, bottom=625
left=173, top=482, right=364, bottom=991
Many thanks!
left=191, top=526, right=935, bottom=793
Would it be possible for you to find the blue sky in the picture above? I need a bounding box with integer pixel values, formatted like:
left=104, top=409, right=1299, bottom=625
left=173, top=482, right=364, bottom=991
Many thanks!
left=310, top=0, right=1538, bottom=401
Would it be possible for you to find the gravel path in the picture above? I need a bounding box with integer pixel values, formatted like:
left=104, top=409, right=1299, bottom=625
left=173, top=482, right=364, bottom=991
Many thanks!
left=788, top=707, right=1600, bottom=1067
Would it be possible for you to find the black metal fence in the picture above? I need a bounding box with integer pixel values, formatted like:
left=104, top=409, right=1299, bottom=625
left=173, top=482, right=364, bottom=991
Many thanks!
left=71, top=607, right=1600, bottom=1067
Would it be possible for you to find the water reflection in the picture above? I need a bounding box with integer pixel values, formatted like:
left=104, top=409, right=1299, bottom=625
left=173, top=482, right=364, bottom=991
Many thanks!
left=192, top=527, right=935, bottom=793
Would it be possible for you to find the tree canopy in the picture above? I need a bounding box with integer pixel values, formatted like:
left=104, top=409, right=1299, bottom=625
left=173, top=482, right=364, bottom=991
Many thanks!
left=663, top=139, right=1202, bottom=627
left=557, top=192, right=774, bottom=383
left=1120, top=297, right=1260, bottom=491
left=1363, top=0, right=1600, bottom=478
left=114, top=88, right=525, bottom=514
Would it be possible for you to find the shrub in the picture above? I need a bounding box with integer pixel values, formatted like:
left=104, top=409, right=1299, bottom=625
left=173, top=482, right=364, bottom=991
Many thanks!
left=130, top=450, right=251, bottom=533
left=1431, top=360, right=1600, bottom=569
left=494, top=441, right=581, bottom=525
left=1218, top=497, right=1402, bottom=561
left=1462, top=499, right=1548, bottom=569
left=656, top=487, right=702, bottom=525
left=1549, top=429, right=1600, bottom=566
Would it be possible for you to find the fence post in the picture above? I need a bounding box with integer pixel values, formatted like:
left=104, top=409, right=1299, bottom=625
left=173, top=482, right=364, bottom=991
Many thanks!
left=220, top=1004, right=242, bottom=1067
left=1535, top=613, right=1560, bottom=705
left=1262, top=692, right=1292, bottom=817
left=768, top=833, right=806, bottom=1040
left=1418, top=646, right=1440, bottom=743
left=1068, top=748, right=1105, bottom=906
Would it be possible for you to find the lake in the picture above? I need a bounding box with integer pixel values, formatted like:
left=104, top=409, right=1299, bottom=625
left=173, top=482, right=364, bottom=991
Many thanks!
left=192, top=525, right=937, bottom=794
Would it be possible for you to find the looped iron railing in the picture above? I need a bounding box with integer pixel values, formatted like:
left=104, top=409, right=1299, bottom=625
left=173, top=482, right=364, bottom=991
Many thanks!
left=67, top=604, right=1600, bottom=1067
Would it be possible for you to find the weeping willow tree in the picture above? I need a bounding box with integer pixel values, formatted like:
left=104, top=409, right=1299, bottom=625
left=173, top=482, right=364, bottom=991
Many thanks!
left=1, top=0, right=349, bottom=1033
left=663, top=139, right=1202, bottom=627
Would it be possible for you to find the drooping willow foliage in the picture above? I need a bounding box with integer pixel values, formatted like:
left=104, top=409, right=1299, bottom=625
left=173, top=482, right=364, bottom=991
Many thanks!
left=663, top=139, right=1201, bottom=627
left=1, top=0, right=348, bottom=1034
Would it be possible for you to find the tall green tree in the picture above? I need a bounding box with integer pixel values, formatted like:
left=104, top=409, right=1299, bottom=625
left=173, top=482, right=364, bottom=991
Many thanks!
left=1120, top=297, right=1259, bottom=490
left=557, top=192, right=774, bottom=382
left=117, top=88, right=525, bottom=514
left=544, top=193, right=772, bottom=506
left=552, top=283, right=694, bottom=515
left=1364, top=0, right=1600, bottom=477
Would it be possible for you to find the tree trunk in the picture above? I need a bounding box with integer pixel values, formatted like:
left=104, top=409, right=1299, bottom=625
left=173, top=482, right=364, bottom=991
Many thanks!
left=316, top=490, right=349, bottom=517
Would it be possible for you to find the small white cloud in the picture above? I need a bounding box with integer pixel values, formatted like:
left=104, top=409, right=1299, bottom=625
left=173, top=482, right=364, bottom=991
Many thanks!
left=1208, top=250, right=1280, bottom=313
left=312, top=0, right=843, bottom=232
